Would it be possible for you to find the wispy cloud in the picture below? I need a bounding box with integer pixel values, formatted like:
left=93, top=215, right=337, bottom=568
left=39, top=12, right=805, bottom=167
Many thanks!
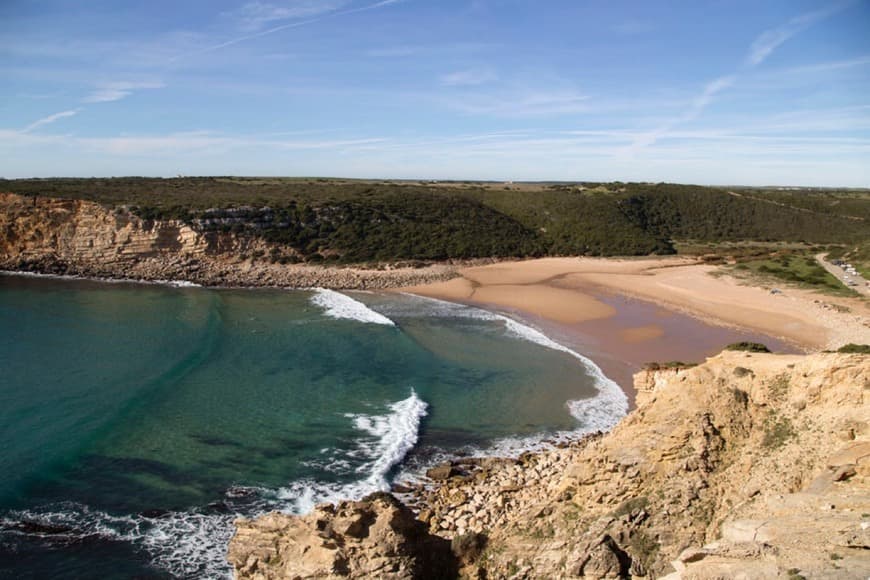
left=177, top=0, right=406, bottom=60
left=22, top=109, right=79, bottom=133
left=746, top=3, right=851, bottom=66
left=440, top=69, right=498, bottom=87
left=75, top=131, right=387, bottom=156
left=784, top=55, right=870, bottom=74
left=235, top=1, right=350, bottom=30
left=446, top=90, right=590, bottom=117
left=625, top=3, right=856, bottom=156
left=84, top=81, right=165, bottom=103
left=625, top=75, right=735, bottom=153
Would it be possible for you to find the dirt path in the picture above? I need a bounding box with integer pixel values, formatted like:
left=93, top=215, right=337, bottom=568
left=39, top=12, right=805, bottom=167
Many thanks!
left=816, top=253, right=870, bottom=297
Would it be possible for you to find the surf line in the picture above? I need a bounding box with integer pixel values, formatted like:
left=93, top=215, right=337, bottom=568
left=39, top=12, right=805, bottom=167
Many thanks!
left=309, top=288, right=396, bottom=326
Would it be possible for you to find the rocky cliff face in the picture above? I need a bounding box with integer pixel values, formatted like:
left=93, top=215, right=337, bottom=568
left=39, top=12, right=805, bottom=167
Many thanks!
left=0, top=193, right=455, bottom=288
left=229, top=351, right=869, bottom=579
left=0, top=192, right=248, bottom=270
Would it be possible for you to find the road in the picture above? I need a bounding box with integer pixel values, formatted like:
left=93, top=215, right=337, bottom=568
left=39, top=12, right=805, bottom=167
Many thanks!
left=815, top=253, right=870, bottom=297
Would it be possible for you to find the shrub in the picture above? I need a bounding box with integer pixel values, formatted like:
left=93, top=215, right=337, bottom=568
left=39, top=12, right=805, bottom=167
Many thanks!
left=643, top=361, right=697, bottom=371
left=837, top=343, right=870, bottom=354
left=724, top=342, right=771, bottom=353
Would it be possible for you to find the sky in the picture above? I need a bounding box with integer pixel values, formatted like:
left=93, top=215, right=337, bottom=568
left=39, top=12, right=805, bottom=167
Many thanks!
left=1, top=0, right=869, bottom=186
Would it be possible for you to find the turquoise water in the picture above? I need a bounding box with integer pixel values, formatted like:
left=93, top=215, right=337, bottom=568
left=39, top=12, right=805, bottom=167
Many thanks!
left=0, top=275, right=623, bottom=578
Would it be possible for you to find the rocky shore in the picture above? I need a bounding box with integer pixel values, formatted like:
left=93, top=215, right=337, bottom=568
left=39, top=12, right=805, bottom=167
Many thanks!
left=0, top=192, right=457, bottom=289
left=229, top=351, right=870, bottom=579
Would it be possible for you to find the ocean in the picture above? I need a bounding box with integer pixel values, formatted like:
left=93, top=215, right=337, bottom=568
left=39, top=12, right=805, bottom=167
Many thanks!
left=0, top=274, right=626, bottom=578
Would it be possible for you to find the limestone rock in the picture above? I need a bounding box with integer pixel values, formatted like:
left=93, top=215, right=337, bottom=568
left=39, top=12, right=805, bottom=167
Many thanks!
left=227, top=493, right=456, bottom=579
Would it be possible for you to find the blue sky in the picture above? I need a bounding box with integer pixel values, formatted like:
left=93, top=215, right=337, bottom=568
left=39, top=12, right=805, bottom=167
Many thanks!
left=1, top=0, right=869, bottom=186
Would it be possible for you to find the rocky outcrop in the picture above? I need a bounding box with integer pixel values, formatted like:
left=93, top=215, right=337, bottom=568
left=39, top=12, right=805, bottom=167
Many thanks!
left=227, top=493, right=456, bottom=579
left=230, top=351, right=869, bottom=579
left=0, top=193, right=456, bottom=288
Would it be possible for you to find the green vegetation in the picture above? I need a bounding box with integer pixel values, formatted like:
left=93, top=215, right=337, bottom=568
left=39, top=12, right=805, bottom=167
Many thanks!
left=762, top=414, right=795, bottom=449
left=837, top=344, right=870, bottom=354
left=2, top=178, right=868, bottom=264
left=725, top=342, right=771, bottom=353
left=642, top=361, right=697, bottom=371
left=732, top=252, right=854, bottom=295
left=826, top=244, right=870, bottom=279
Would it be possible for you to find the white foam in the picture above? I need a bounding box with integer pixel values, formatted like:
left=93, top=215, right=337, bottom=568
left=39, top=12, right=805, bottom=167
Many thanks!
left=275, top=390, right=427, bottom=514
left=398, top=293, right=628, bottom=436
left=0, top=270, right=200, bottom=288
left=310, top=288, right=396, bottom=326
left=1, top=505, right=235, bottom=579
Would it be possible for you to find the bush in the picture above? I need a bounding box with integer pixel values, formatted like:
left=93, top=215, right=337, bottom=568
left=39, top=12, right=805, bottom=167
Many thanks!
left=725, top=342, right=771, bottom=353
left=643, top=361, right=697, bottom=371
left=837, top=343, right=870, bottom=354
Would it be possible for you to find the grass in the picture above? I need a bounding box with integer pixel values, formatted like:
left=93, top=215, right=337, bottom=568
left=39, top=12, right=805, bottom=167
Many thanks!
left=731, top=251, right=858, bottom=296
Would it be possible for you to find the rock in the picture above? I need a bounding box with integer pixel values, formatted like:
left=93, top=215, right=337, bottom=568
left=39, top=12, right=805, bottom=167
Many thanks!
left=228, top=493, right=456, bottom=579
left=426, top=462, right=456, bottom=481
left=833, top=465, right=857, bottom=482
left=570, top=535, right=632, bottom=578
left=451, top=532, right=487, bottom=566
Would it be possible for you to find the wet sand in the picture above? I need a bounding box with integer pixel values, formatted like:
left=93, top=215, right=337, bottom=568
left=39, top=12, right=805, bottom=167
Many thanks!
left=400, top=257, right=869, bottom=406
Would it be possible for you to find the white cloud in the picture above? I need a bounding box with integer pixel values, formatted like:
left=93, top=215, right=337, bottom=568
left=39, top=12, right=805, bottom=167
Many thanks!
left=84, top=81, right=165, bottom=103
left=236, top=1, right=350, bottom=30
left=22, top=109, right=78, bottom=133
left=784, top=55, right=870, bottom=75
left=444, top=90, right=590, bottom=117
left=622, top=4, right=856, bottom=157
left=625, top=75, right=736, bottom=153
left=746, top=3, right=852, bottom=67
left=440, top=69, right=498, bottom=86
left=178, top=0, right=404, bottom=60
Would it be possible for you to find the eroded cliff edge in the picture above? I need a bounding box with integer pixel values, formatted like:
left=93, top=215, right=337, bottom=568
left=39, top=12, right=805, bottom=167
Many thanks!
left=0, top=193, right=455, bottom=288
left=228, top=351, right=870, bottom=579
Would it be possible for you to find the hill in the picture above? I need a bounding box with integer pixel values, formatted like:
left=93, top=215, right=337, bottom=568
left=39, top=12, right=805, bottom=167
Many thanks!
left=1, top=178, right=867, bottom=264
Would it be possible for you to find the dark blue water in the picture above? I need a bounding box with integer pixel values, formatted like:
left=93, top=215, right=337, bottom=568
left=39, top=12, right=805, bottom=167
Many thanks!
left=0, top=275, right=623, bottom=578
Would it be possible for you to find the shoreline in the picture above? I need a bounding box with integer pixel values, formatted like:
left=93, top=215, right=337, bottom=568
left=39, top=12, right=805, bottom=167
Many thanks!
left=399, top=256, right=870, bottom=352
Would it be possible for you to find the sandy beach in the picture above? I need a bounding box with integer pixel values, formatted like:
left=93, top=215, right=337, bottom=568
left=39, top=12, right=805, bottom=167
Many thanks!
left=400, top=257, right=870, bottom=402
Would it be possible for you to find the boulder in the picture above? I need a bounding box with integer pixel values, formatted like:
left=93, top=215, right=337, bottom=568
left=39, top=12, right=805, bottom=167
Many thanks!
left=228, top=492, right=456, bottom=579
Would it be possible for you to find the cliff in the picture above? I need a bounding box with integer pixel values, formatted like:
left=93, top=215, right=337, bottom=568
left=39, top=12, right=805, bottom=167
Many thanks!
left=0, top=193, right=454, bottom=288
left=229, top=351, right=870, bottom=579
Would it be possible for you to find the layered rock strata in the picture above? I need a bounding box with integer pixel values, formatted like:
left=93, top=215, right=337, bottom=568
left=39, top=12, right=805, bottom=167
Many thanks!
left=0, top=193, right=455, bottom=289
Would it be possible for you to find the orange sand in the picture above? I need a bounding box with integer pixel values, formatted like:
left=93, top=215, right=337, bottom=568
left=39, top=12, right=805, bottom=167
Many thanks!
left=402, top=257, right=870, bottom=350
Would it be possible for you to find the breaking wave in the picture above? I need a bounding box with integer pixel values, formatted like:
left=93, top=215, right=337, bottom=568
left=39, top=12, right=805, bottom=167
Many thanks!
left=310, top=288, right=396, bottom=326
left=273, top=390, right=427, bottom=514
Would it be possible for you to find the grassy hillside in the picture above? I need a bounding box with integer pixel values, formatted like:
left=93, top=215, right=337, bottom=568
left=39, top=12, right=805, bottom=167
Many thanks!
left=2, top=177, right=868, bottom=263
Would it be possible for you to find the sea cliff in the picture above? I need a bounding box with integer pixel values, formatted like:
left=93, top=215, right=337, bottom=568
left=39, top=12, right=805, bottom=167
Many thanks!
left=228, top=350, right=870, bottom=579
left=0, top=193, right=455, bottom=289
